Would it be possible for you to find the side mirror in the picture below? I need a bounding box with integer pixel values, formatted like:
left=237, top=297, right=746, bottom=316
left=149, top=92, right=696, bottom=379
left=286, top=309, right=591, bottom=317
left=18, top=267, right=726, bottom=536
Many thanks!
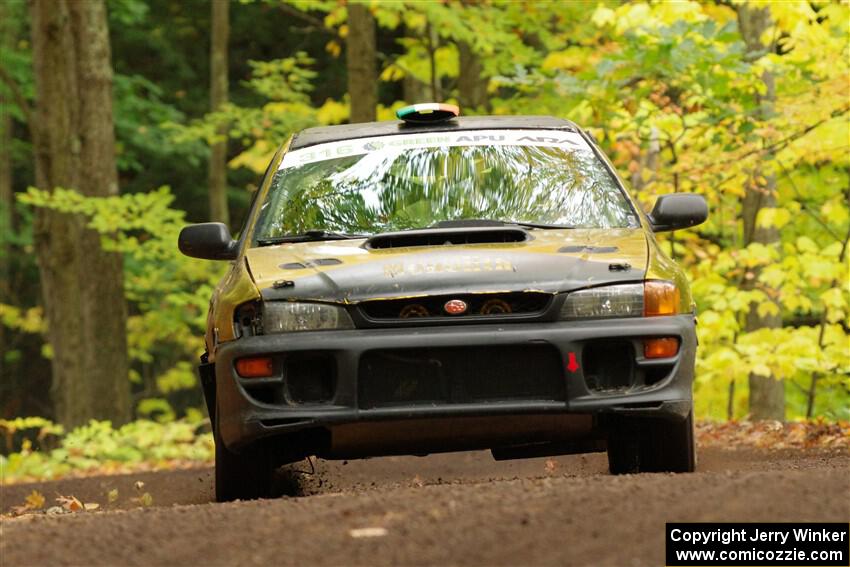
left=178, top=223, right=238, bottom=260
left=648, top=194, right=708, bottom=232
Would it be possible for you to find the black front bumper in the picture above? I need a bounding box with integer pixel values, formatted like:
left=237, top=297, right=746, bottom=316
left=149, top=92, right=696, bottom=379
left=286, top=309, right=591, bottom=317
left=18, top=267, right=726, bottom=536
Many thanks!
left=211, top=315, right=696, bottom=453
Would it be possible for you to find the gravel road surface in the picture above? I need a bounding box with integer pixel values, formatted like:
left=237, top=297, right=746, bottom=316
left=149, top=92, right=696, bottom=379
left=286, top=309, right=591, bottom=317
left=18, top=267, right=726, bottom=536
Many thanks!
left=2, top=447, right=848, bottom=566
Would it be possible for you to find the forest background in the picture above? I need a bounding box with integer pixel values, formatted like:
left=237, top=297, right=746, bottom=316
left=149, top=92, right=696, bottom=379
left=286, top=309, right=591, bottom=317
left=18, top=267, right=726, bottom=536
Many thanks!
left=0, top=0, right=847, bottom=480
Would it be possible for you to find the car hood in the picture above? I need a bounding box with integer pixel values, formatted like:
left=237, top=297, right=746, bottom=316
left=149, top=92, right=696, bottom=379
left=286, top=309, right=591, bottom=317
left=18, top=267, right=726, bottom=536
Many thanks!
left=246, top=228, right=648, bottom=303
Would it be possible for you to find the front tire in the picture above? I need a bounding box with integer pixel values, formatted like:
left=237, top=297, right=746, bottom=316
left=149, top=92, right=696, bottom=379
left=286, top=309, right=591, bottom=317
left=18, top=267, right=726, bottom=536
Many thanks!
left=214, top=416, right=274, bottom=502
left=607, top=411, right=695, bottom=474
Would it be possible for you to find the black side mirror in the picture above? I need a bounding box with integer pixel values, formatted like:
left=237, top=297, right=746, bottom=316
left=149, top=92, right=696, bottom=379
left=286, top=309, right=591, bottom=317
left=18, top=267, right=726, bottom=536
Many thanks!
left=648, top=194, right=708, bottom=232
left=178, top=223, right=238, bottom=260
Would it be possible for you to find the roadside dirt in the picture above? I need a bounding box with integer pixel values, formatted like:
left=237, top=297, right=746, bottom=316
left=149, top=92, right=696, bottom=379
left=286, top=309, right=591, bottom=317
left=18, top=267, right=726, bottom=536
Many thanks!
left=2, top=447, right=848, bottom=566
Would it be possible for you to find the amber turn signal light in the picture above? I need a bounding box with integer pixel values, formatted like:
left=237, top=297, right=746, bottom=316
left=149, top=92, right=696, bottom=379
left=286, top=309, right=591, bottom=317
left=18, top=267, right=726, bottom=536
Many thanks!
left=644, top=281, right=680, bottom=316
left=644, top=337, right=679, bottom=359
left=235, top=356, right=274, bottom=378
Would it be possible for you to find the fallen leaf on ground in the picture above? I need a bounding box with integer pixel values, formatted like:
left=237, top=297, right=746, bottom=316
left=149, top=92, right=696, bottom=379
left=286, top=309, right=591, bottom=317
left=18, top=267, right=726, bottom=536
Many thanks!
left=544, top=459, right=557, bottom=473
left=107, top=488, right=119, bottom=503
left=55, top=494, right=84, bottom=512
left=25, top=490, right=45, bottom=510
left=697, top=420, right=850, bottom=451
left=132, top=492, right=153, bottom=507
left=9, top=490, right=47, bottom=516
left=83, top=503, right=100, bottom=511
left=133, top=481, right=145, bottom=491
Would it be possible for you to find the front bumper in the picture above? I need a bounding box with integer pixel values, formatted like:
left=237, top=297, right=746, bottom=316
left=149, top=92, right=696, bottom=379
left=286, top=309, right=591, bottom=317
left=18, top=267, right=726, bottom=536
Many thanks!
left=212, top=314, right=696, bottom=454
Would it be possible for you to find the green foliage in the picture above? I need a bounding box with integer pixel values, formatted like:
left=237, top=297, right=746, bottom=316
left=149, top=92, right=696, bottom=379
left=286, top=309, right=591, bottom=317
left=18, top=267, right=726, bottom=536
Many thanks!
left=2, top=0, right=848, bottom=427
left=437, top=0, right=850, bottom=420
left=0, top=418, right=213, bottom=482
left=560, top=2, right=850, bottom=420
left=0, top=0, right=33, bottom=125
left=113, top=73, right=207, bottom=173
left=0, top=417, right=64, bottom=453
left=16, top=187, right=225, bottom=418
left=167, top=52, right=330, bottom=174
left=136, top=398, right=177, bottom=423
left=0, top=304, right=44, bottom=336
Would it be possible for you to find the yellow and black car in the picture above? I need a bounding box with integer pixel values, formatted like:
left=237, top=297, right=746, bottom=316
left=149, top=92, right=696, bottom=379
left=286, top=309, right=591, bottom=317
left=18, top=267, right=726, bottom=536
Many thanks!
left=179, top=104, right=708, bottom=501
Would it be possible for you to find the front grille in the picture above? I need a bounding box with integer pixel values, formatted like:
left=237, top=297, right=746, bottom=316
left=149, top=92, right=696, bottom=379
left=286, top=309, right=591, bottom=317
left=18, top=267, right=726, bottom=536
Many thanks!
left=358, top=345, right=565, bottom=409
left=358, top=292, right=552, bottom=321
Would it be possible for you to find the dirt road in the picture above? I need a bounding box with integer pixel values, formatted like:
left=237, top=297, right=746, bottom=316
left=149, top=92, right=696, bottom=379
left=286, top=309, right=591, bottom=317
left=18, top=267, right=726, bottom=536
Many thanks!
left=2, top=447, right=848, bottom=566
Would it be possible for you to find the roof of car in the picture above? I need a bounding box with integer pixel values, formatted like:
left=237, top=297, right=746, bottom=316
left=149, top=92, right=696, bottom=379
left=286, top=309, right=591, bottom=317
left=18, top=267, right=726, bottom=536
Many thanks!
left=290, top=115, right=581, bottom=150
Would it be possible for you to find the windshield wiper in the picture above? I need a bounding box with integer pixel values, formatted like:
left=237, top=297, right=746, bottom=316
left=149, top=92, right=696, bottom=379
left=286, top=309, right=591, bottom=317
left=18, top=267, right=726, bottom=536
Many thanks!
left=256, top=230, right=368, bottom=246
left=430, top=219, right=577, bottom=230
left=504, top=220, right=577, bottom=230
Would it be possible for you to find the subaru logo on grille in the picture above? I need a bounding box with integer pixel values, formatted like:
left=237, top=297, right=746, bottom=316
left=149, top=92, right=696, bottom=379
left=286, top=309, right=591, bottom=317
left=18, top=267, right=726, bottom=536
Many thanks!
left=444, top=299, right=468, bottom=315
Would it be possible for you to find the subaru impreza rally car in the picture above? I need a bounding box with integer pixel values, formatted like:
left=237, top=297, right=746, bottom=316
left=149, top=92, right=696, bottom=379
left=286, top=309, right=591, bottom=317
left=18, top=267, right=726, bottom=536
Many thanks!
left=179, top=103, right=708, bottom=501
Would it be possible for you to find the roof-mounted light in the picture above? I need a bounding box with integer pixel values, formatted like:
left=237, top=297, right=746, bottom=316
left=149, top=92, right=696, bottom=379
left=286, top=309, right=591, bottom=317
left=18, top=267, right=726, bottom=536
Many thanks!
left=396, top=103, right=460, bottom=124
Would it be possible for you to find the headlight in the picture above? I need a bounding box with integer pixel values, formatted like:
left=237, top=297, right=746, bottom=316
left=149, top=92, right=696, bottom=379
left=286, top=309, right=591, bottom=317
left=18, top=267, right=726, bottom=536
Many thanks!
left=262, top=302, right=354, bottom=333
left=560, top=283, right=643, bottom=319
left=559, top=281, right=679, bottom=320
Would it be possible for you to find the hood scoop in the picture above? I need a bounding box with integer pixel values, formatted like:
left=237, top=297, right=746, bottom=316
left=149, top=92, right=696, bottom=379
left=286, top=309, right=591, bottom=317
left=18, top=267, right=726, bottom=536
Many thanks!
left=365, top=227, right=530, bottom=250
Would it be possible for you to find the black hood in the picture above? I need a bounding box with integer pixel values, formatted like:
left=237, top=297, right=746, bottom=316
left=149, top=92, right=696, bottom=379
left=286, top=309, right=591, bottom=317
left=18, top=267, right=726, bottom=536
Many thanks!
left=245, top=228, right=648, bottom=303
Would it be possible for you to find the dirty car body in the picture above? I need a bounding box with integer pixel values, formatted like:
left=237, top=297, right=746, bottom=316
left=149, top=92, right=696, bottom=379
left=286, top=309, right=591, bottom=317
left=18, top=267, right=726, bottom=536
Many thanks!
left=179, top=115, right=708, bottom=501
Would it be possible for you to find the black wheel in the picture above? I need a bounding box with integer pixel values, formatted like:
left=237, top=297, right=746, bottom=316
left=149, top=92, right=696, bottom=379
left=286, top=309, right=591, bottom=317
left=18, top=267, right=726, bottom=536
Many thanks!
left=214, top=416, right=274, bottom=502
left=607, top=411, right=695, bottom=474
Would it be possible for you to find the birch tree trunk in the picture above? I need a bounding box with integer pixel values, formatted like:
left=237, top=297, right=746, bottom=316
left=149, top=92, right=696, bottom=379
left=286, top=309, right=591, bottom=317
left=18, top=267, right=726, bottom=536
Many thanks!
left=29, top=0, right=131, bottom=427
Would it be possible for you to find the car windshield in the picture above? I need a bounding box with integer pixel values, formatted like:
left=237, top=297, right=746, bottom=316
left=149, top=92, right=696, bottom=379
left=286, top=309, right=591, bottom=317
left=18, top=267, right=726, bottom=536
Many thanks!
left=253, top=129, right=639, bottom=242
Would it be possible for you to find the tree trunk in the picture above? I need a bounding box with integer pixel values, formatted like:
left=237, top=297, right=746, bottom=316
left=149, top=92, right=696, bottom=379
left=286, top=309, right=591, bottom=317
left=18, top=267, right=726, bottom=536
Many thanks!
left=403, top=73, right=426, bottom=105
left=29, top=0, right=131, bottom=427
left=737, top=3, right=784, bottom=421
left=401, top=22, right=426, bottom=105
left=457, top=42, right=487, bottom=111
left=0, top=0, right=14, bottom=310
left=425, top=20, right=441, bottom=101
left=208, top=0, right=229, bottom=226
left=346, top=2, right=376, bottom=123
left=0, top=78, right=10, bottom=365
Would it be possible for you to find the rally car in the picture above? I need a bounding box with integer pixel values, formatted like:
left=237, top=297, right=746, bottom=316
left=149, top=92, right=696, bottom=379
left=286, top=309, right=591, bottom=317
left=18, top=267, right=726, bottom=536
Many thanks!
left=179, top=103, right=708, bottom=501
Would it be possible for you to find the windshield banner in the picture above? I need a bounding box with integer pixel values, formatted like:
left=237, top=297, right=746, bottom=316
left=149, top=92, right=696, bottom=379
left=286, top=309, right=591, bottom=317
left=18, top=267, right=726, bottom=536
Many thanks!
left=279, top=129, right=592, bottom=170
